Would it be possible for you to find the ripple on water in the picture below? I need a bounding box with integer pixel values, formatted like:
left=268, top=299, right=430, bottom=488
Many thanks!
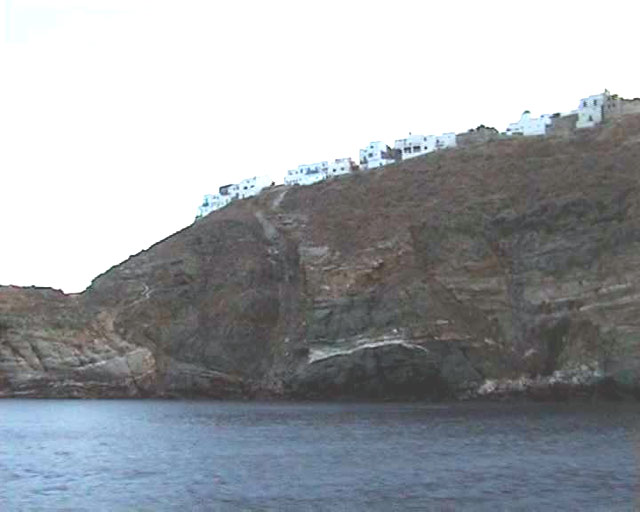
left=0, top=401, right=638, bottom=511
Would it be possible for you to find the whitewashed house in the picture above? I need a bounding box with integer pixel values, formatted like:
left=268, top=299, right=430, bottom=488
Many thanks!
left=285, top=158, right=355, bottom=186
left=395, top=133, right=431, bottom=159
left=237, top=175, right=272, bottom=198
left=219, top=183, right=240, bottom=199
left=196, top=176, right=271, bottom=219
left=575, top=93, right=605, bottom=129
left=285, top=162, right=328, bottom=186
left=284, top=168, right=309, bottom=186
left=359, top=141, right=395, bottom=170
left=434, top=132, right=457, bottom=150
left=505, top=111, right=552, bottom=136
left=196, top=193, right=232, bottom=218
left=394, top=132, right=457, bottom=160
left=327, top=158, right=354, bottom=177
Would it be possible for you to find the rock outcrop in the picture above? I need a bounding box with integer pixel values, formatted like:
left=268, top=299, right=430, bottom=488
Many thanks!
left=0, top=287, right=156, bottom=397
left=3, top=114, right=640, bottom=400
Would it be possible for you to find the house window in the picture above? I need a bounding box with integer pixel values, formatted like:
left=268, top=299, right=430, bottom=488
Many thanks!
left=593, top=100, right=597, bottom=106
left=588, top=115, right=593, bottom=122
left=583, top=101, right=587, bottom=107
left=412, top=146, right=421, bottom=152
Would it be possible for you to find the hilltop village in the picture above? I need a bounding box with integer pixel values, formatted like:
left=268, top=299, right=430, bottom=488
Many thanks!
left=196, top=90, right=640, bottom=218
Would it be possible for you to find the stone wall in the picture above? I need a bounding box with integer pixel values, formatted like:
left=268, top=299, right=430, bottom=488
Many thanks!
left=456, top=126, right=500, bottom=147
left=605, top=98, right=640, bottom=119
left=547, top=113, right=578, bottom=137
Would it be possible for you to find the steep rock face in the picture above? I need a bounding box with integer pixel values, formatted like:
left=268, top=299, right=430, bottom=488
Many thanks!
left=0, top=287, right=155, bottom=397
left=81, top=208, right=283, bottom=397
left=278, top=118, right=640, bottom=399
left=2, top=115, right=640, bottom=399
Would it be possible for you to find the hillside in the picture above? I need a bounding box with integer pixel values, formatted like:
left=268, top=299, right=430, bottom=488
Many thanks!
left=3, top=114, right=640, bottom=400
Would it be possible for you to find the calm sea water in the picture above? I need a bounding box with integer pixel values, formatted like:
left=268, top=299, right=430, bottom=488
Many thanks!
left=0, top=400, right=638, bottom=511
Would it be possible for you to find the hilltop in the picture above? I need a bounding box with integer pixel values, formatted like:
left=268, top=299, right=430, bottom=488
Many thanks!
left=2, top=114, right=640, bottom=400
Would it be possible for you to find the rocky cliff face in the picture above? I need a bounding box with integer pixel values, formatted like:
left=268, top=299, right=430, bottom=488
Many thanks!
left=0, top=287, right=155, bottom=397
left=3, top=115, right=640, bottom=400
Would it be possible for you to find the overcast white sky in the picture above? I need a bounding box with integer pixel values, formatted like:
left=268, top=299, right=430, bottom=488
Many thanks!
left=0, top=0, right=638, bottom=293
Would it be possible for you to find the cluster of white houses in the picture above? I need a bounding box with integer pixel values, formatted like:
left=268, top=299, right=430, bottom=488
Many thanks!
left=504, top=91, right=611, bottom=136
left=197, top=90, right=640, bottom=218
left=197, top=175, right=273, bottom=218
left=285, top=158, right=355, bottom=186
left=197, top=130, right=458, bottom=217
left=391, top=132, right=458, bottom=163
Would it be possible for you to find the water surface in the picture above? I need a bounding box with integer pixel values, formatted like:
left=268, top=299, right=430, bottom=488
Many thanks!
left=1, top=400, right=638, bottom=510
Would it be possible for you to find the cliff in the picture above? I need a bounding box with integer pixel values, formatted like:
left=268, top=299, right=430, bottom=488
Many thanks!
left=3, top=114, right=640, bottom=400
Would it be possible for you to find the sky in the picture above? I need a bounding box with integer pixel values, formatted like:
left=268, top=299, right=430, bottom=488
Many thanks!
left=0, top=0, right=638, bottom=293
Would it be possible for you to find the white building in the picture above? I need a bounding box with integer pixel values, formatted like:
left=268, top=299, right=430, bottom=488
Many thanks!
left=285, top=157, right=355, bottom=186
left=575, top=93, right=605, bottom=129
left=434, top=132, right=457, bottom=150
left=359, top=141, right=395, bottom=170
left=237, top=175, right=272, bottom=198
left=394, top=132, right=457, bottom=160
left=196, top=193, right=232, bottom=218
left=219, top=183, right=240, bottom=199
left=196, top=175, right=272, bottom=219
left=285, top=162, right=328, bottom=186
left=327, top=158, right=354, bottom=177
left=505, top=111, right=552, bottom=136
left=395, top=133, right=431, bottom=160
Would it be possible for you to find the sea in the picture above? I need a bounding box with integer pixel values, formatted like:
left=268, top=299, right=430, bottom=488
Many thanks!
left=1, top=400, right=638, bottom=511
